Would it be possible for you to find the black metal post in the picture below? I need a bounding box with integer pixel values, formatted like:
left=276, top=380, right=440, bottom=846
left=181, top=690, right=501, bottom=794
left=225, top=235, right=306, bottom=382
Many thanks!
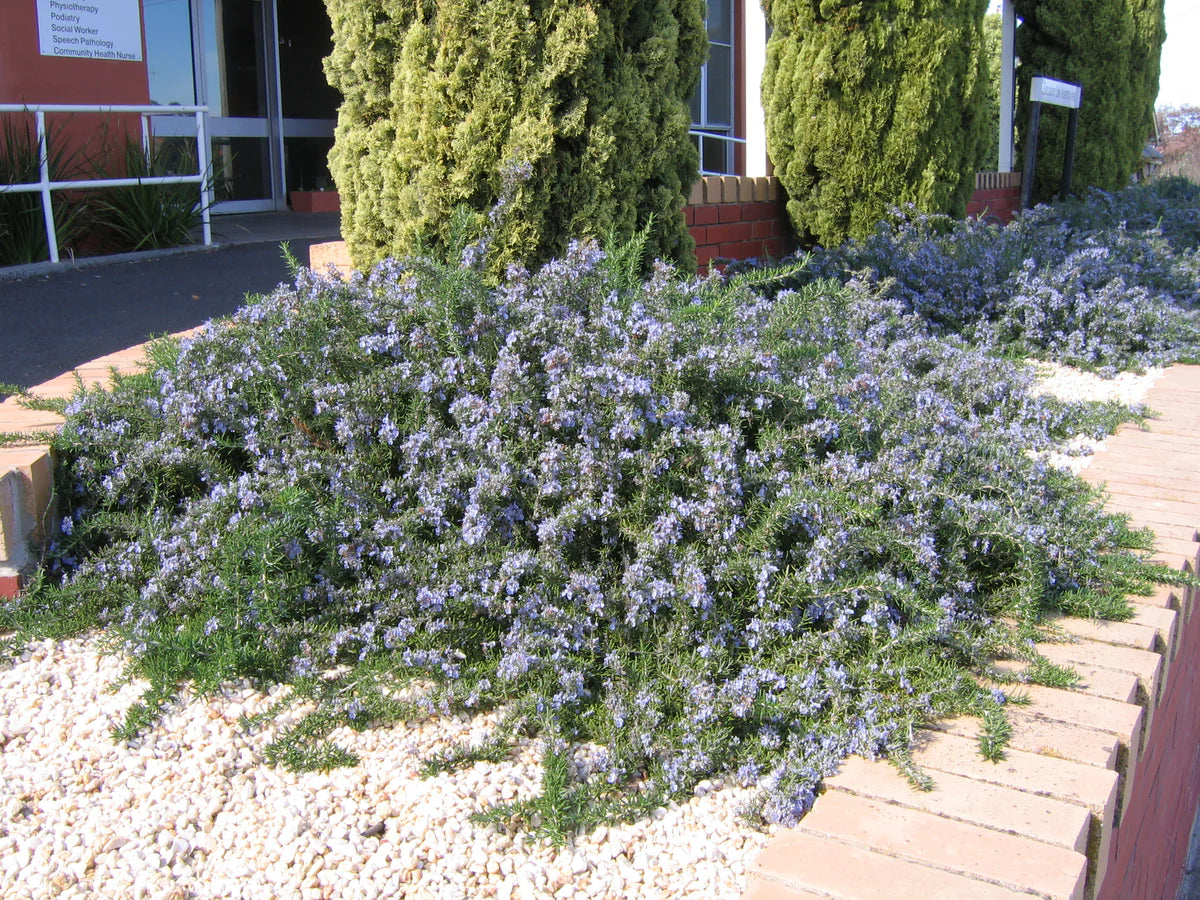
left=1020, top=100, right=1042, bottom=211
left=1060, top=106, right=1080, bottom=200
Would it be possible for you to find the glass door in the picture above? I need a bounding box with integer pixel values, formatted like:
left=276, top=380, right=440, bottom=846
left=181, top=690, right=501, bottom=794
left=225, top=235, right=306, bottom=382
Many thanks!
left=145, top=0, right=338, bottom=212
left=277, top=0, right=339, bottom=196
left=198, top=0, right=280, bottom=211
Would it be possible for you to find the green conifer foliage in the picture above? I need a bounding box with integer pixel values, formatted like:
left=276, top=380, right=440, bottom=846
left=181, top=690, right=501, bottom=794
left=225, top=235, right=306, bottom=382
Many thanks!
left=324, top=0, right=706, bottom=271
left=1013, top=0, right=1164, bottom=204
left=1128, top=0, right=1167, bottom=147
left=762, top=0, right=991, bottom=247
left=981, top=12, right=1004, bottom=172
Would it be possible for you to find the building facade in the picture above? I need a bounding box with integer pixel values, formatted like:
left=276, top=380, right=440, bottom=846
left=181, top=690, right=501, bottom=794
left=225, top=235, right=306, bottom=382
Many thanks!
left=1, top=0, right=768, bottom=215
left=142, top=0, right=338, bottom=212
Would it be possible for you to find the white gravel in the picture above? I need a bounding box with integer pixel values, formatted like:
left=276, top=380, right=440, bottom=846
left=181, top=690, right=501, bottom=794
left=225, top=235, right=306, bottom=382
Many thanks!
left=0, top=637, right=772, bottom=900
left=0, top=363, right=1164, bottom=899
left=1031, top=361, right=1164, bottom=408
left=1031, top=362, right=1164, bottom=473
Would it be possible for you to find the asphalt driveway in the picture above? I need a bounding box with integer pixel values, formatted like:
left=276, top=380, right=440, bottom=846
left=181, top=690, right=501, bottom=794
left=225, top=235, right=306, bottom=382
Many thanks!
left=0, top=238, right=327, bottom=393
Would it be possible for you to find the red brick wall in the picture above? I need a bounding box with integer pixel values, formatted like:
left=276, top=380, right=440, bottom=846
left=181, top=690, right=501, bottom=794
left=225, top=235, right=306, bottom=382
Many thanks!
left=1098, top=581, right=1200, bottom=900
left=966, top=172, right=1023, bottom=225
left=686, top=175, right=795, bottom=270
left=687, top=171, right=1027, bottom=272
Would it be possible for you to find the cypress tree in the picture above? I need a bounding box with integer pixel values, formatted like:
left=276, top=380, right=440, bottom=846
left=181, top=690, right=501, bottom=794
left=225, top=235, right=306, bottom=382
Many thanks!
left=1128, top=0, right=1167, bottom=150
left=981, top=11, right=1003, bottom=172
left=762, top=0, right=991, bottom=247
left=1013, top=0, right=1164, bottom=204
left=324, top=0, right=706, bottom=272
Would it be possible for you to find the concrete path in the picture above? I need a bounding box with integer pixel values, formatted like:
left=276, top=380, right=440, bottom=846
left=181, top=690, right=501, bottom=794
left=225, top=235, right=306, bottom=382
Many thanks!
left=0, top=212, right=339, bottom=393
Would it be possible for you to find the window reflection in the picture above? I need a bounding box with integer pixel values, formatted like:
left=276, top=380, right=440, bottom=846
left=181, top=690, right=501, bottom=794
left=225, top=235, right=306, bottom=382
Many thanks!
left=202, top=0, right=269, bottom=118
left=145, top=0, right=196, bottom=106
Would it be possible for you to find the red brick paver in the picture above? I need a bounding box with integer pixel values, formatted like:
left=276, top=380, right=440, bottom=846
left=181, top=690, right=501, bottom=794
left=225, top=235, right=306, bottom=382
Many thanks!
left=745, top=365, right=1200, bottom=900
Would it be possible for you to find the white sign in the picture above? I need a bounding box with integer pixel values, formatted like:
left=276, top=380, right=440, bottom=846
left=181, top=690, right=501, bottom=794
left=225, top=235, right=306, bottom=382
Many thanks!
left=37, top=0, right=143, bottom=62
left=1030, top=76, right=1082, bottom=109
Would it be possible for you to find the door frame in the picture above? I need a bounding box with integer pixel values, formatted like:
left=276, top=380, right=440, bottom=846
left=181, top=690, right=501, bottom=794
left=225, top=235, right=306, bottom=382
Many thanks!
left=202, top=0, right=284, bottom=212
left=151, top=0, right=336, bottom=213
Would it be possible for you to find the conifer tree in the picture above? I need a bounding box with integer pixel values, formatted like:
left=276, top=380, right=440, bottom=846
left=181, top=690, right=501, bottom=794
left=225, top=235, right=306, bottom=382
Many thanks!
left=1128, top=0, right=1167, bottom=151
left=981, top=11, right=1004, bottom=172
left=762, top=0, right=991, bottom=247
left=1012, top=0, right=1164, bottom=203
left=324, top=0, right=706, bottom=272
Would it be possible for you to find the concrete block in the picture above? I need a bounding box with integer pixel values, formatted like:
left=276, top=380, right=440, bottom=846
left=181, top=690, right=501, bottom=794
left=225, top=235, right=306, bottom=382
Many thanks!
left=1036, top=640, right=1162, bottom=713
left=1048, top=616, right=1158, bottom=653
left=990, top=658, right=1138, bottom=704
left=927, top=712, right=1119, bottom=770
left=720, top=175, right=742, bottom=203
left=308, top=240, right=354, bottom=278
left=910, top=729, right=1118, bottom=893
left=0, top=470, right=30, bottom=572
left=826, top=755, right=1091, bottom=853
left=0, top=447, right=55, bottom=548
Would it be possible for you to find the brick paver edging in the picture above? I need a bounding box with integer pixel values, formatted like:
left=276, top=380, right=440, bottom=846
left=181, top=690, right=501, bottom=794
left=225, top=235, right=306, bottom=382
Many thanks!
left=3, top=345, right=1198, bottom=900
left=746, top=365, right=1200, bottom=900
left=0, top=335, right=201, bottom=597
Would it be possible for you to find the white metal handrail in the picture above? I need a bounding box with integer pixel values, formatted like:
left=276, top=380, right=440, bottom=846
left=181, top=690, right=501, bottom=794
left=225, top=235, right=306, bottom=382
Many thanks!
left=689, top=129, right=748, bottom=177
left=0, top=103, right=212, bottom=264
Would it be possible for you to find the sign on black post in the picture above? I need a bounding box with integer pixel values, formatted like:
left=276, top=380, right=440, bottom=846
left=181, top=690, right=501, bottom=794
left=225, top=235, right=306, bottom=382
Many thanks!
left=1020, top=75, right=1083, bottom=210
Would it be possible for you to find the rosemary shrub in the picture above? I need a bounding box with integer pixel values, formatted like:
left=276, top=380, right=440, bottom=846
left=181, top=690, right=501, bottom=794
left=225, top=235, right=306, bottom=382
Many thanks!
left=2, top=190, right=1189, bottom=837
left=808, top=178, right=1200, bottom=374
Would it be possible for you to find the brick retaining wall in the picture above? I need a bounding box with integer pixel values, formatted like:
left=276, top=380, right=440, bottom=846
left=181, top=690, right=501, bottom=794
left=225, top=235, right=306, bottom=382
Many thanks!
left=967, top=171, right=1023, bottom=225
left=686, top=176, right=795, bottom=269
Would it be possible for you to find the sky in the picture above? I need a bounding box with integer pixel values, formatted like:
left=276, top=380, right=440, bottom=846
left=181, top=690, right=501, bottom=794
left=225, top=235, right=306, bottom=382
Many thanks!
left=1158, top=0, right=1199, bottom=108
left=988, top=0, right=1198, bottom=110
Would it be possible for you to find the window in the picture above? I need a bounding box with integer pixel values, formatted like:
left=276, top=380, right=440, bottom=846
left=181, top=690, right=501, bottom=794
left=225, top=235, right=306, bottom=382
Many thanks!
left=144, top=0, right=196, bottom=106
left=689, top=0, right=736, bottom=175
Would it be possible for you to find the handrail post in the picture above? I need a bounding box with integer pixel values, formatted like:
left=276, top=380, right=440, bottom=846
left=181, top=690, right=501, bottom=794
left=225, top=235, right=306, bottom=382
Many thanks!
left=35, top=110, right=60, bottom=264
left=0, top=103, right=214, bottom=262
left=195, top=108, right=212, bottom=247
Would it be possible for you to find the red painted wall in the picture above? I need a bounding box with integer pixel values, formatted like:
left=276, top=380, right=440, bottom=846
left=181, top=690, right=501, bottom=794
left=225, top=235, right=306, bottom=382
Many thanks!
left=0, top=2, right=150, bottom=171
left=0, top=2, right=149, bottom=105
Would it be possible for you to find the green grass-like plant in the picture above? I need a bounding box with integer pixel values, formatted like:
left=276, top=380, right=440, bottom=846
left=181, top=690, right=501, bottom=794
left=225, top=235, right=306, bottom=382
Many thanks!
left=92, top=138, right=205, bottom=253
left=0, top=113, right=93, bottom=265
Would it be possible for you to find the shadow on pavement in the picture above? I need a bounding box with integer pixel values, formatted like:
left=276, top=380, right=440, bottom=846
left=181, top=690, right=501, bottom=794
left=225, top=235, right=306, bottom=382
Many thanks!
left=0, top=238, right=327, bottom=392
